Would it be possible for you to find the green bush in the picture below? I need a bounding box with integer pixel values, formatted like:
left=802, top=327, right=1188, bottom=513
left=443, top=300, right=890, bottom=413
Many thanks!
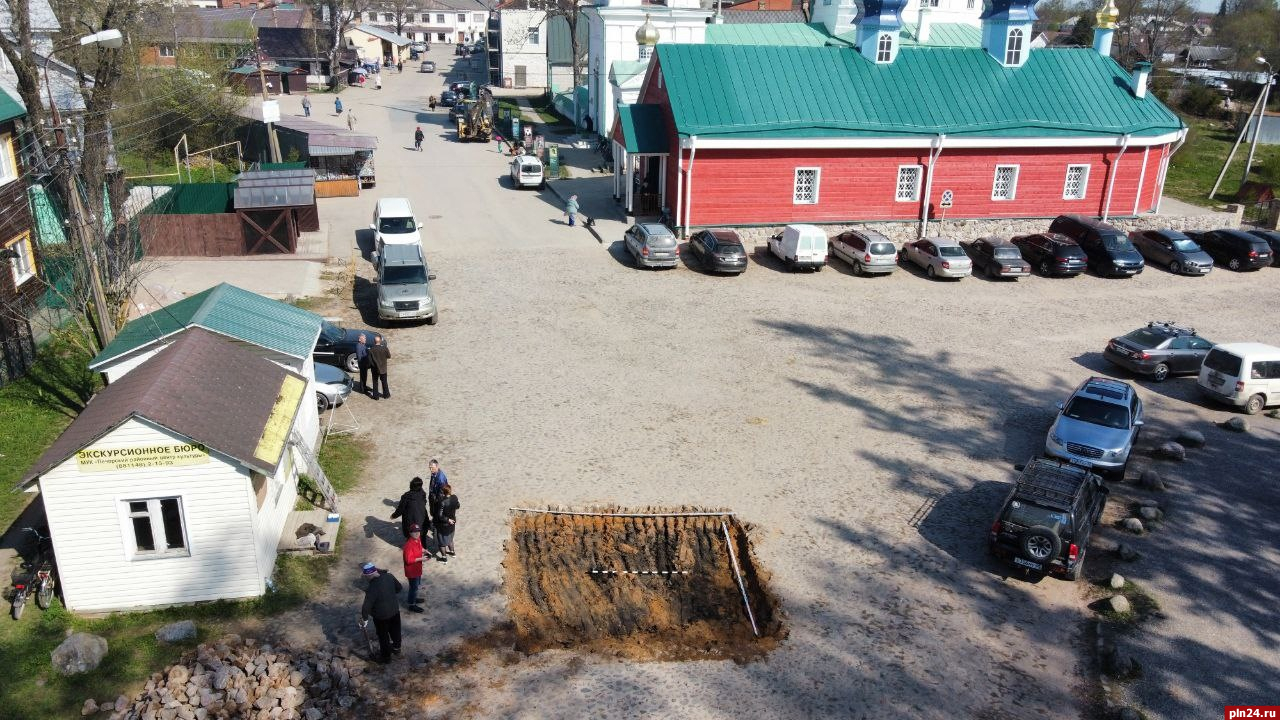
left=1180, top=85, right=1225, bottom=118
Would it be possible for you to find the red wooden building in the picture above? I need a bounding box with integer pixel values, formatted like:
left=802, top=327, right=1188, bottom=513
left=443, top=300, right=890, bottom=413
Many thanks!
left=610, top=20, right=1185, bottom=237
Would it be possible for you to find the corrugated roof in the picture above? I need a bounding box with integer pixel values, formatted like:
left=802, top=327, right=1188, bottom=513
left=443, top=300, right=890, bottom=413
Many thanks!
left=899, top=22, right=983, bottom=47
left=655, top=45, right=1184, bottom=139
left=547, top=14, right=589, bottom=66
left=90, top=282, right=323, bottom=369
left=234, top=168, right=317, bottom=209
left=21, top=328, right=306, bottom=487
left=617, top=104, right=669, bottom=154
left=140, top=183, right=234, bottom=215
left=350, top=23, right=414, bottom=45
left=0, top=85, right=25, bottom=123
left=704, top=22, right=831, bottom=46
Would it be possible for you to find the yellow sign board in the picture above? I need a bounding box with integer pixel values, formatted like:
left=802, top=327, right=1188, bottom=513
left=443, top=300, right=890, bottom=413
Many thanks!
left=254, top=374, right=305, bottom=464
left=76, top=443, right=209, bottom=473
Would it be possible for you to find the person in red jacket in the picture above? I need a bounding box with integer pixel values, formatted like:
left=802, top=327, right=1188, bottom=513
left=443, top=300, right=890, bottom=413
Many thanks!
left=402, top=525, right=425, bottom=613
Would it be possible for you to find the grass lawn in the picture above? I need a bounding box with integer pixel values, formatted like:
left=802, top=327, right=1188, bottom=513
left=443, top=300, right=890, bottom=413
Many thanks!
left=117, top=150, right=237, bottom=184
left=1164, top=114, right=1280, bottom=208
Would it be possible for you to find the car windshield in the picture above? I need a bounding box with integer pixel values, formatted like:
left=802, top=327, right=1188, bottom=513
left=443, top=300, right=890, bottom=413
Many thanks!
left=380, top=217, right=416, bottom=233
left=1064, top=397, right=1129, bottom=429
left=1203, top=348, right=1243, bottom=375
left=1005, top=500, right=1072, bottom=532
left=870, top=242, right=896, bottom=255
left=320, top=321, right=345, bottom=343
left=1103, top=236, right=1136, bottom=252
left=994, top=247, right=1022, bottom=259
left=1121, top=329, right=1168, bottom=349
left=383, top=265, right=427, bottom=284
left=938, top=246, right=965, bottom=257
left=1170, top=238, right=1201, bottom=252
left=521, top=164, right=540, bottom=173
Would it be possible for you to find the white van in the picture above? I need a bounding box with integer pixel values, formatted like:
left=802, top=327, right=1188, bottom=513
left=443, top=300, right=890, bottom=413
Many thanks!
left=370, top=198, right=422, bottom=251
left=510, top=155, right=545, bottom=189
left=1198, top=342, right=1280, bottom=415
left=767, top=224, right=827, bottom=271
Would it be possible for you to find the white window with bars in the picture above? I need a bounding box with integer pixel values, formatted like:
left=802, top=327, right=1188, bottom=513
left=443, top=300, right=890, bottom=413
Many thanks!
left=896, top=165, right=922, bottom=202
left=1063, top=164, right=1089, bottom=200
left=992, top=165, right=1019, bottom=200
left=793, top=168, right=820, bottom=204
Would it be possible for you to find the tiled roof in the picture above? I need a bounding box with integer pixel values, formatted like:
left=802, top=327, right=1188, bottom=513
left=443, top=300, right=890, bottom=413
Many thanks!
left=89, top=283, right=323, bottom=369
left=21, top=328, right=307, bottom=487
left=899, top=21, right=983, bottom=47
left=654, top=44, right=1184, bottom=140
left=704, top=22, right=832, bottom=46
left=617, top=104, right=668, bottom=154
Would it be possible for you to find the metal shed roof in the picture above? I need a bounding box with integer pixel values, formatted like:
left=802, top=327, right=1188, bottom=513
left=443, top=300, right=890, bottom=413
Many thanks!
left=234, top=169, right=316, bottom=209
left=616, top=104, right=669, bottom=154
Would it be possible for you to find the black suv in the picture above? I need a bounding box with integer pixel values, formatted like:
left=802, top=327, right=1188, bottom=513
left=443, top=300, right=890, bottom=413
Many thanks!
left=1247, top=229, right=1280, bottom=266
left=1011, top=233, right=1088, bottom=276
left=988, top=458, right=1109, bottom=580
left=1103, top=321, right=1215, bottom=382
left=1188, top=229, right=1273, bottom=271
left=1049, top=214, right=1145, bottom=277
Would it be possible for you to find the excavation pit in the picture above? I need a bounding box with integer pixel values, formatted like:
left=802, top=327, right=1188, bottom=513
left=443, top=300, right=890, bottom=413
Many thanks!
left=503, top=508, right=783, bottom=661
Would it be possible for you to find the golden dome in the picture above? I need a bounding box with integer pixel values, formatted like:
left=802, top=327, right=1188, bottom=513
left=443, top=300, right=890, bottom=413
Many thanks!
left=636, top=14, right=659, bottom=46
left=1095, top=0, right=1120, bottom=31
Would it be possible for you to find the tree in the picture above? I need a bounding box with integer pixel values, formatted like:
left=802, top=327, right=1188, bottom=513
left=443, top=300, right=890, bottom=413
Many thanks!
left=322, top=0, right=372, bottom=85
left=389, top=0, right=412, bottom=39
left=1214, top=0, right=1280, bottom=72
left=1068, top=2, right=1098, bottom=47
left=542, top=0, right=586, bottom=113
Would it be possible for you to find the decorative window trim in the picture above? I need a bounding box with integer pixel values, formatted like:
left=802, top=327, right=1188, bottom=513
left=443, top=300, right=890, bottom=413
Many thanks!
left=793, top=167, right=820, bottom=205
left=1063, top=164, right=1090, bottom=200
left=992, top=164, right=1020, bottom=200
left=1005, top=28, right=1024, bottom=65
left=116, top=495, right=191, bottom=561
left=896, top=164, right=922, bottom=202
left=0, top=132, right=18, bottom=186
left=5, top=231, right=36, bottom=286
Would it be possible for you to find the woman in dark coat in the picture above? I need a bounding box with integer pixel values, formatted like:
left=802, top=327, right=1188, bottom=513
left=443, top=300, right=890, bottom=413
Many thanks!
left=434, top=484, right=460, bottom=561
left=390, top=477, right=428, bottom=539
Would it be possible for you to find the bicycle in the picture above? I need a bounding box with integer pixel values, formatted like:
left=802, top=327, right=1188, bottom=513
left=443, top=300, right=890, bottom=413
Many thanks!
left=10, top=527, right=56, bottom=620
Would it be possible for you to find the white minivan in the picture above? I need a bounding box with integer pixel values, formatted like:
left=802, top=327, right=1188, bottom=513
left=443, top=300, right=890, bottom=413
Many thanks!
left=1198, top=342, right=1280, bottom=415
left=767, top=224, right=827, bottom=271
left=371, top=197, right=422, bottom=251
left=510, top=155, right=545, bottom=189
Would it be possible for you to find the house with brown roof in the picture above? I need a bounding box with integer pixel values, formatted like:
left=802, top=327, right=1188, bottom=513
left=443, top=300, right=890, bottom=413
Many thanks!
left=18, top=328, right=310, bottom=613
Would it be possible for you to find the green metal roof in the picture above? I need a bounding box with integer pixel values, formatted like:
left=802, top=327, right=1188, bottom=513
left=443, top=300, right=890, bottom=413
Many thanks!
left=655, top=45, right=1184, bottom=139
left=90, top=282, right=324, bottom=369
left=704, top=22, right=833, bottom=47
left=617, top=104, right=668, bottom=154
left=0, top=85, right=25, bottom=123
left=609, top=60, right=648, bottom=86
left=899, top=22, right=983, bottom=47
left=140, top=183, right=234, bottom=215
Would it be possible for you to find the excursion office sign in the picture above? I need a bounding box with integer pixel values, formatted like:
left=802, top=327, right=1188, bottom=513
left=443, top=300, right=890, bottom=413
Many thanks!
left=76, top=443, right=210, bottom=472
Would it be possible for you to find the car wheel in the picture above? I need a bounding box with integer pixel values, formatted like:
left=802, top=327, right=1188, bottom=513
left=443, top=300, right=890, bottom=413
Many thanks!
left=926, top=265, right=936, bottom=279
left=1229, top=257, right=1242, bottom=271
left=316, top=391, right=331, bottom=413
left=852, top=260, right=864, bottom=276
left=1019, top=526, right=1062, bottom=564
left=426, top=314, right=438, bottom=326
left=1066, top=549, right=1086, bottom=581
left=1151, top=363, right=1170, bottom=382
left=1169, top=260, right=1181, bottom=274
left=1039, top=260, right=1052, bottom=276
left=343, top=353, right=359, bottom=373
left=1244, top=393, right=1266, bottom=415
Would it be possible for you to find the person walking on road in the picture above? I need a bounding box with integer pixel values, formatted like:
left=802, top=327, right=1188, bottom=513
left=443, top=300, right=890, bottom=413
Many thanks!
left=359, top=563, right=402, bottom=663
left=414, top=126, right=424, bottom=151
left=334, top=97, right=343, bottom=115
left=564, top=195, right=580, bottom=227
left=391, top=477, right=428, bottom=539
left=301, top=94, right=312, bottom=117
left=402, top=525, right=426, bottom=613
left=347, top=110, right=357, bottom=131
left=367, top=335, right=391, bottom=399
left=428, top=96, right=437, bottom=111
left=375, top=74, right=383, bottom=90
left=396, top=60, right=403, bottom=73
left=435, top=485, right=460, bottom=560
left=356, top=333, right=370, bottom=395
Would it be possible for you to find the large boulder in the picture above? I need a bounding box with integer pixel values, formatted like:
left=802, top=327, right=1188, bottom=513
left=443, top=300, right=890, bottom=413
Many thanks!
left=1139, top=469, right=1165, bottom=491
left=1224, top=417, right=1248, bottom=433
left=1109, top=573, right=1126, bottom=590
left=1117, top=544, right=1143, bottom=562
left=1123, top=517, right=1145, bottom=534
left=156, top=621, right=197, bottom=644
left=1107, top=595, right=1132, bottom=614
left=1176, top=429, right=1205, bottom=448
left=1138, top=506, right=1164, bottom=522
left=1156, top=441, right=1186, bottom=461
left=52, top=633, right=108, bottom=675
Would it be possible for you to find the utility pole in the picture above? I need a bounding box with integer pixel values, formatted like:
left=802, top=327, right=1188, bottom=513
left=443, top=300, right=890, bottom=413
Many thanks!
left=1242, top=61, right=1274, bottom=189
left=255, top=30, right=283, bottom=162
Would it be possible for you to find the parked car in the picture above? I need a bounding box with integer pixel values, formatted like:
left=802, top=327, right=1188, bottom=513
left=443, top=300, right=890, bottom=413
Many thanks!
left=1198, top=342, right=1280, bottom=415
left=961, top=237, right=1030, bottom=279
left=1049, top=214, right=1144, bottom=277
left=509, top=155, right=545, bottom=189
left=1045, top=376, right=1144, bottom=479
left=624, top=223, right=680, bottom=269
left=829, top=228, right=898, bottom=275
left=766, top=224, right=827, bottom=271
left=449, top=100, right=473, bottom=122
left=1129, top=229, right=1214, bottom=275
left=410, top=42, right=427, bottom=53
left=899, top=237, right=972, bottom=279
left=371, top=197, right=422, bottom=252
left=374, top=243, right=438, bottom=324
left=688, top=229, right=748, bottom=274
left=313, top=321, right=385, bottom=373
left=1188, top=229, right=1272, bottom=271
left=439, top=90, right=458, bottom=107
left=1103, top=321, right=1215, bottom=382
left=1246, top=229, right=1280, bottom=266
left=448, top=82, right=471, bottom=98
left=315, top=363, right=353, bottom=412
left=988, top=457, right=1108, bottom=581
left=1011, top=233, right=1087, bottom=276
left=419, top=60, right=436, bottom=73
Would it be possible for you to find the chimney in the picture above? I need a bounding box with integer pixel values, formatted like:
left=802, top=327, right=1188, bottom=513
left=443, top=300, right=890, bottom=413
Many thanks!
left=918, top=7, right=932, bottom=43
left=1093, top=0, right=1118, bottom=57
left=1131, top=61, right=1151, bottom=98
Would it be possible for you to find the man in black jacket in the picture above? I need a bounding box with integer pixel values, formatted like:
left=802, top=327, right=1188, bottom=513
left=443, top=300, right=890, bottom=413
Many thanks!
left=391, top=477, right=427, bottom=539
left=359, top=563, right=402, bottom=663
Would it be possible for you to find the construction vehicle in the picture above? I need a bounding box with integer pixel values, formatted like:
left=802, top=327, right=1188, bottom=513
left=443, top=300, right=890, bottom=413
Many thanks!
left=455, top=93, right=493, bottom=142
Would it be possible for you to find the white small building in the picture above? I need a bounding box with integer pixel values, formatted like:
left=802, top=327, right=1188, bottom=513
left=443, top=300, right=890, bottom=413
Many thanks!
left=345, top=23, right=415, bottom=64
left=349, top=0, right=491, bottom=45
left=496, top=4, right=548, bottom=89
left=20, top=328, right=310, bottom=613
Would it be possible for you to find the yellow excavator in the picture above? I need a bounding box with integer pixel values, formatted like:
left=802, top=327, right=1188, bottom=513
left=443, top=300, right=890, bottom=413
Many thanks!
left=455, top=94, right=493, bottom=142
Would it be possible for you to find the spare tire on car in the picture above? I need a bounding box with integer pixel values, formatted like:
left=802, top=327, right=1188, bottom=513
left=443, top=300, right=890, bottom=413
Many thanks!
left=1020, top=525, right=1062, bottom=563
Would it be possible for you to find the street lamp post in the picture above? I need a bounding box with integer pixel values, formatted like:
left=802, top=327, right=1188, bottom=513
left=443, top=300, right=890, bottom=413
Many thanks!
left=43, top=28, right=123, bottom=348
left=1242, top=57, right=1274, bottom=190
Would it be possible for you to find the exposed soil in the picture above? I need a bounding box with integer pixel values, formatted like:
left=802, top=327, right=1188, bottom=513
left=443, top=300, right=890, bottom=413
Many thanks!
left=503, top=508, right=783, bottom=661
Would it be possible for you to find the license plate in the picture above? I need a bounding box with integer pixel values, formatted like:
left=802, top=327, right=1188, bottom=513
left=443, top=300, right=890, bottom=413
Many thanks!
left=1013, top=557, right=1042, bottom=570
left=399, top=311, right=417, bottom=317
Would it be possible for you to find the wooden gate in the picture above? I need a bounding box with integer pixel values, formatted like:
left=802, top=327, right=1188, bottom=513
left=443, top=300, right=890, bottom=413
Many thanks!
left=238, top=208, right=297, bottom=254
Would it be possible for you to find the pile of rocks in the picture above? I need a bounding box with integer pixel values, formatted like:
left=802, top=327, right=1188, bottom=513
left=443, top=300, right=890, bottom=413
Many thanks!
left=85, top=635, right=380, bottom=719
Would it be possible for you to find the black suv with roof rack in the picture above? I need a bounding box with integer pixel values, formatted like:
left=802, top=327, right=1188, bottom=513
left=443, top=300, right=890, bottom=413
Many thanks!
left=1103, top=321, right=1215, bottom=382
left=988, top=458, right=1109, bottom=580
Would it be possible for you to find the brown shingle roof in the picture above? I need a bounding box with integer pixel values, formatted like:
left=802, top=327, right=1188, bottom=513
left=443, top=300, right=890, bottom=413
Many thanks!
left=19, top=327, right=306, bottom=488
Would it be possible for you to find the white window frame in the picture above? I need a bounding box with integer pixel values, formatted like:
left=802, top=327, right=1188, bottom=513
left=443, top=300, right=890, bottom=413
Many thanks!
left=158, top=44, right=174, bottom=58
left=896, top=164, right=922, bottom=202
left=1063, top=164, right=1090, bottom=200
left=458, top=13, right=467, bottom=23
left=876, top=33, right=893, bottom=63
left=5, top=232, right=35, bottom=285
left=793, top=167, right=820, bottom=205
left=474, top=13, right=485, bottom=22
left=382, top=12, right=393, bottom=22
left=118, top=496, right=191, bottom=561
left=992, top=164, right=1020, bottom=201
left=0, top=133, right=18, bottom=186
left=1005, top=28, right=1024, bottom=65
left=437, top=13, right=446, bottom=24
left=528, top=27, right=540, bottom=45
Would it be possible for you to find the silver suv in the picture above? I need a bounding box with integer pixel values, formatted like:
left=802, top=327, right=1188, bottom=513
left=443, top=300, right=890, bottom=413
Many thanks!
left=375, top=244, right=438, bottom=324
left=1045, top=377, right=1144, bottom=479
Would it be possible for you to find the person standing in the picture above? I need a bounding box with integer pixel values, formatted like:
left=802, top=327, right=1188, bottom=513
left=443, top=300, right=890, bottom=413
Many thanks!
left=396, top=60, right=403, bottom=73
left=356, top=333, right=370, bottom=395
left=402, top=525, right=425, bottom=613
left=435, top=485, right=460, bottom=559
left=359, top=563, right=402, bottom=663
left=429, top=96, right=437, bottom=111
left=391, top=477, right=427, bottom=539
left=367, top=335, right=391, bottom=399
left=301, top=94, right=312, bottom=117
left=427, top=459, right=448, bottom=556
left=564, top=194, right=579, bottom=227
left=335, top=96, right=343, bottom=115
left=347, top=110, right=357, bottom=131
left=414, top=126, right=425, bottom=151
left=375, top=73, right=383, bottom=90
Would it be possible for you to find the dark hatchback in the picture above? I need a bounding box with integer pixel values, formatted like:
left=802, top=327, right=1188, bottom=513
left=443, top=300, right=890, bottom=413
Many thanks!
left=688, top=229, right=748, bottom=274
left=1011, top=233, right=1088, bottom=276
left=313, top=320, right=385, bottom=373
left=962, top=237, right=1030, bottom=279
left=1103, top=321, right=1215, bottom=382
left=1188, top=229, right=1273, bottom=271
left=1247, top=229, right=1280, bottom=266
left=1130, top=229, right=1214, bottom=275
left=1049, top=214, right=1144, bottom=277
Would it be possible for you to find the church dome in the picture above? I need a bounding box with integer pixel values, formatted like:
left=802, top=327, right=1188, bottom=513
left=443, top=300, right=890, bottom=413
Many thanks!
left=636, top=14, right=659, bottom=46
